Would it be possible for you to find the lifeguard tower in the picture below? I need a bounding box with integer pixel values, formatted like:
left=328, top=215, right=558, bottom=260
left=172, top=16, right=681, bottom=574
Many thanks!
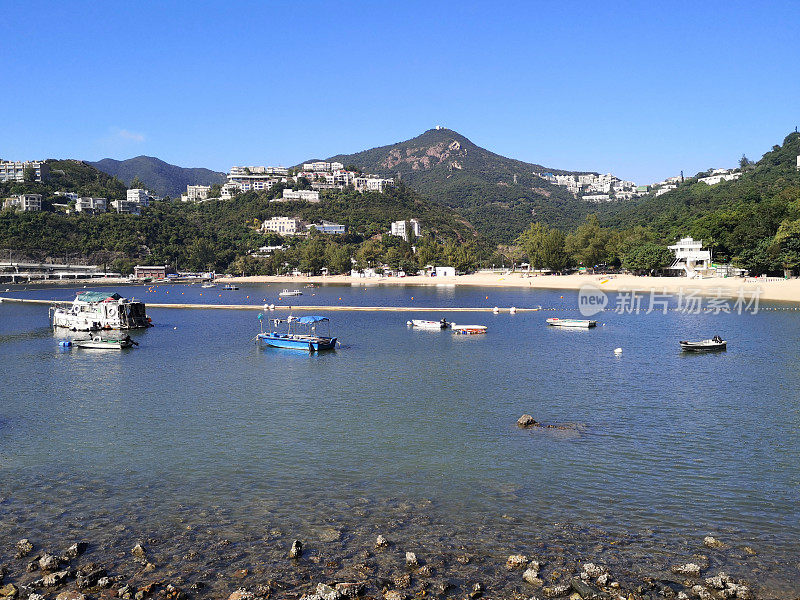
left=668, top=237, right=712, bottom=278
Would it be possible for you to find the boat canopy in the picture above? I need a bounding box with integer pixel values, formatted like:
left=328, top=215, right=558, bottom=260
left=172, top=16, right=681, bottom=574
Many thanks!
left=75, top=291, right=123, bottom=302
left=296, top=315, right=329, bottom=324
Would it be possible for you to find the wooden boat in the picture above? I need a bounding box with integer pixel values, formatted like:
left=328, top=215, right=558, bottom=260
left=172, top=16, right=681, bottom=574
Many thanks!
left=257, top=315, right=337, bottom=352
left=75, top=335, right=138, bottom=350
left=451, top=324, right=487, bottom=335
left=222, top=284, right=239, bottom=290
left=546, top=318, right=597, bottom=328
left=410, top=318, right=450, bottom=330
left=279, top=289, right=303, bottom=296
left=680, top=337, right=726, bottom=352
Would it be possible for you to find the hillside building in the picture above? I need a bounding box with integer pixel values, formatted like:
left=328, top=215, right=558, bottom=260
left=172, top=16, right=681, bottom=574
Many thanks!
left=302, top=161, right=344, bottom=172
left=668, top=237, right=712, bottom=278
left=75, top=197, right=107, bottom=214
left=0, top=160, right=49, bottom=183
left=3, top=194, right=42, bottom=211
left=180, top=185, right=211, bottom=202
left=390, top=218, right=421, bottom=241
left=261, top=216, right=307, bottom=235
left=307, top=220, right=346, bottom=235
left=354, top=177, right=394, bottom=193
left=279, top=189, right=320, bottom=203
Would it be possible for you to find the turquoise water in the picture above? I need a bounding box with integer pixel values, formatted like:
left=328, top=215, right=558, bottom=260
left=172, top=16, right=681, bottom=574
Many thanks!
left=1, top=282, right=799, bottom=595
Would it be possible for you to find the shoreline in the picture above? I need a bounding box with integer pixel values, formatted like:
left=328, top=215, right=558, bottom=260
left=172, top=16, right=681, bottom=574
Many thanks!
left=216, top=272, right=800, bottom=303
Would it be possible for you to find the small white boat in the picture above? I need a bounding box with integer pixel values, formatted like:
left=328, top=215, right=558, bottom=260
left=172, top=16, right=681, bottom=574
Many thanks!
left=451, top=324, right=487, bottom=335
left=546, top=318, right=597, bottom=328
left=222, top=284, right=239, bottom=291
left=75, top=335, right=137, bottom=350
left=680, top=336, right=726, bottom=352
left=201, top=283, right=216, bottom=288
left=279, top=289, right=303, bottom=297
left=410, top=318, right=450, bottom=330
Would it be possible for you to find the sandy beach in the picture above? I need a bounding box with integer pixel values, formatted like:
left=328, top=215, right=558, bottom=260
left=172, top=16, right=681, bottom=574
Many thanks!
left=217, top=272, right=800, bottom=303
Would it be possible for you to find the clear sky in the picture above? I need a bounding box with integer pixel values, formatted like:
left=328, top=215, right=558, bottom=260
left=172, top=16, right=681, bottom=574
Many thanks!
left=1, top=0, right=798, bottom=184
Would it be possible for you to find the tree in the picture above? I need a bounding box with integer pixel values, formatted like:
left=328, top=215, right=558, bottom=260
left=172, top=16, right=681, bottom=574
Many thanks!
left=774, top=218, right=800, bottom=275
left=129, top=176, right=147, bottom=190
left=735, top=237, right=780, bottom=276
left=23, top=166, right=37, bottom=183
left=621, top=243, right=673, bottom=275
left=517, top=222, right=568, bottom=272
left=565, top=214, right=614, bottom=272
left=739, top=154, right=752, bottom=169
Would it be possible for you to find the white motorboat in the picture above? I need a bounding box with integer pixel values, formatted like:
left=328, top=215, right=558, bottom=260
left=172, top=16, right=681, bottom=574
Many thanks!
left=50, top=291, right=152, bottom=331
left=279, top=289, right=303, bottom=297
left=409, top=318, right=450, bottom=330
left=680, top=336, right=727, bottom=352
left=201, top=283, right=216, bottom=288
left=546, top=318, right=597, bottom=328
left=451, top=324, right=487, bottom=335
left=74, top=334, right=138, bottom=350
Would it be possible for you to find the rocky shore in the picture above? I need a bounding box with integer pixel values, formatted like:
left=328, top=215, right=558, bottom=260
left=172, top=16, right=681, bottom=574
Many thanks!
left=0, top=530, right=768, bottom=600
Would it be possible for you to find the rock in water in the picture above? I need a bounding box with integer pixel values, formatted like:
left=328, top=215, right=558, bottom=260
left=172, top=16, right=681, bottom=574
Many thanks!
left=41, top=570, right=69, bottom=587
left=543, top=583, right=572, bottom=597
left=289, top=540, right=303, bottom=559
left=517, top=414, right=538, bottom=428
left=131, top=543, right=147, bottom=560
left=64, top=542, right=88, bottom=559
left=334, top=582, right=365, bottom=598
left=0, top=584, right=18, bottom=598
left=39, top=554, right=62, bottom=571
left=703, top=536, right=724, bottom=549
left=227, top=591, right=255, bottom=600
left=316, top=583, right=342, bottom=600
left=56, top=592, right=86, bottom=600
left=374, top=535, right=389, bottom=549
left=15, top=539, right=34, bottom=558
left=671, top=563, right=702, bottom=577
left=506, top=554, right=528, bottom=570
left=405, top=552, right=419, bottom=568
left=570, top=578, right=602, bottom=599
left=523, top=567, right=543, bottom=586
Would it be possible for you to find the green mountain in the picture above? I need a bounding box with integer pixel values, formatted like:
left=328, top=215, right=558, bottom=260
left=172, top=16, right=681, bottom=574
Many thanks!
left=601, top=131, right=800, bottom=263
left=326, top=128, right=593, bottom=243
left=88, top=156, right=226, bottom=198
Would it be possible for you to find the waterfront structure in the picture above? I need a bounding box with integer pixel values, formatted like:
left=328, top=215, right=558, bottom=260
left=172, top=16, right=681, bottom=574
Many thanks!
left=390, top=218, right=421, bottom=241
left=307, top=220, right=346, bottom=235
left=668, top=237, right=712, bottom=278
left=180, top=185, right=211, bottom=202
left=354, top=177, right=394, bottom=193
left=0, top=160, right=49, bottom=183
left=261, top=216, right=307, bottom=235
left=75, top=197, right=107, bottom=214
left=3, top=194, right=42, bottom=211
left=280, top=189, right=320, bottom=203
left=134, top=265, right=167, bottom=279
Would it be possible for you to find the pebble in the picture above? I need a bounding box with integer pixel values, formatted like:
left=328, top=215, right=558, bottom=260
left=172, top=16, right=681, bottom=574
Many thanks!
left=289, top=539, right=303, bottom=559
left=404, top=552, right=419, bottom=568
left=703, top=536, right=724, bottom=549
left=523, top=567, right=543, bottom=586
left=334, top=582, right=365, bottom=598
left=64, top=542, right=88, bottom=559
left=131, top=543, right=147, bottom=560
left=56, top=592, right=86, bottom=600
left=582, top=563, right=607, bottom=578
left=15, top=539, right=34, bottom=558
left=39, top=553, right=62, bottom=571
left=384, top=591, right=404, bottom=600
left=228, top=590, right=255, bottom=600
left=375, top=535, right=389, bottom=549
left=315, top=583, right=341, bottom=600
left=543, top=583, right=572, bottom=597
left=40, top=570, right=69, bottom=587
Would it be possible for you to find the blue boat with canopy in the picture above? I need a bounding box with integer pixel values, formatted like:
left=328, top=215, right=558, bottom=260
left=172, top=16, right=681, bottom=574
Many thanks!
left=256, top=314, right=338, bottom=351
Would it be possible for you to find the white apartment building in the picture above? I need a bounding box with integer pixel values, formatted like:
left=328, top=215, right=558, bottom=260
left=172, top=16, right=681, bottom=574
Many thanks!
left=3, top=194, right=42, bottom=211
left=180, top=185, right=211, bottom=202
left=230, top=166, right=289, bottom=177
left=55, top=191, right=80, bottom=203
left=654, top=184, right=678, bottom=196
left=354, top=177, right=395, bottom=193
left=302, top=161, right=344, bottom=172
left=127, top=189, right=150, bottom=205
left=325, top=170, right=355, bottom=187
left=390, top=218, right=421, bottom=240
left=261, top=216, right=307, bottom=235
left=111, top=200, right=143, bottom=215
left=307, top=220, right=346, bottom=235
left=698, top=172, right=741, bottom=186
left=280, top=189, right=320, bottom=203
left=796, top=155, right=800, bottom=171
left=582, top=194, right=611, bottom=202
left=0, top=160, right=49, bottom=183
left=75, top=197, right=107, bottom=214
left=220, top=182, right=242, bottom=200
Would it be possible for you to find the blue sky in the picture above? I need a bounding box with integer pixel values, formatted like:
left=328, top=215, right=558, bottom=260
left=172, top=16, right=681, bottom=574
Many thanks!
left=1, top=0, right=798, bottom=184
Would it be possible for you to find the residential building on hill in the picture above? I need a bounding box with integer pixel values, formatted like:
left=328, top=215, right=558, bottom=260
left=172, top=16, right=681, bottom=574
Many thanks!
left=354, top=177, right=394, bottom=193
left=279, top=189, right=320, bottom=203
left=303, top=161, right=344, bottom=172
left=582, top=194, right=611, bottom=202
left=307, top=220, right=345, bottom=235
left=75, top=197, right=107, bottom=214
left=181, top=185, right=211, bottom=202
left=220, top=182, right=241, bottom=200
left=3, top=194, right=42, bottom=211
left=0, top=160, right=49, bottom=183
left=261, top=216, right=307, bottom=235
left=390, top=218, right=421, bottom=241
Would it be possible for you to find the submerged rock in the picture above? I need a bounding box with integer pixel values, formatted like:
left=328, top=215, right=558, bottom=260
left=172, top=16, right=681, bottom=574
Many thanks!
left=289, top=540, right=303, bottom=559
left=15, top=540, right=34, bottom=558
left=506, top=554, right=528, bottom=570
left=543, top=583, right=572, bottom=597
left=131, top=543, right=147, bottom=560
left=64, top=543, right=88, bottom=559
left=570, top=578, right=602, bottom=599
left=374, top=535, right=389, bottom=549
left=39, top=554, right=63, bottom=571
left=334, top=582, right=365, bottom=598
left=703, top=536, right=724, bottom=549
left=404, top=552, right=419, bottom=568
left=0, top=584, right=18, bottom=598
left=56, top=592, right=86, bottom=600
left=671, top=563, right=702, bottom=577
left=227, top=590, right=255, bottom=600
left=523, top=566, right=543, bottom=586
left=581, top=563, right=607, bottom=579
left=315, top=584, right=341, bottom=600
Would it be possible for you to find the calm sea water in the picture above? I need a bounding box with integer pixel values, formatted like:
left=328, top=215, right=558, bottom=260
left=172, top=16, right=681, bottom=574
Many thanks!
left=1, top=282, right=799, bottom=596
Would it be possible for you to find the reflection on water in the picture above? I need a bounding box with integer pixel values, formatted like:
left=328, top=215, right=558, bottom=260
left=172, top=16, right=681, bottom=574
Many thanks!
left=1, top=283, right=800, bottom=595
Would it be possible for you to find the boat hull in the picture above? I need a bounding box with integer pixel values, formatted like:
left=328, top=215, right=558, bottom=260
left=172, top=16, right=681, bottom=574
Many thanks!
left=75, top=340, right=134, bottom=350
left=411, top=320, right=449, bottom=330
left=258, top=334, right=337, bottom=352
left=546, top=318, right=597, bottom=328
left=680, top=340, right=727, bottom=352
